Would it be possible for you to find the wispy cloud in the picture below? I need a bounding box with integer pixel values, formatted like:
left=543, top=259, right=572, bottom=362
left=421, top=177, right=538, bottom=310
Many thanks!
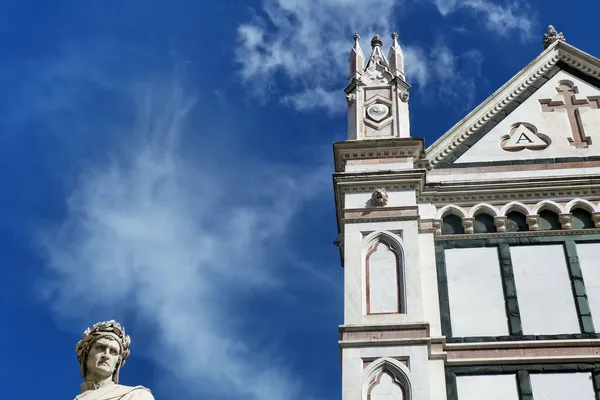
left=235, top=0, right=523, bottom=114
left=23, top=39, right=331, bottom=400
left=431, top=0, right=535, bottom=38
left=236, top=0, right=423, bottom=114
left=430, top=43, right=484, bottom=113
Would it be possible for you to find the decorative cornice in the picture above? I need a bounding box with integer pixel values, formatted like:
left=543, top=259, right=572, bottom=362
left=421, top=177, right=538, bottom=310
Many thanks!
left=333, top=137, right=424, bottom=173
left=420, top=176, right=600, bottom=204
left=426, top=41, right=600, bottom=166
left=344, top=206, right=419, bottom=224
left=436, top=228, right=600, bottom=241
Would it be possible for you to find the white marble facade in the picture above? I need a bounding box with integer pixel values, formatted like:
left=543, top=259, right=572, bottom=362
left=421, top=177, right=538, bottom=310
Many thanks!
left=336, top=30, right=600, bottom=400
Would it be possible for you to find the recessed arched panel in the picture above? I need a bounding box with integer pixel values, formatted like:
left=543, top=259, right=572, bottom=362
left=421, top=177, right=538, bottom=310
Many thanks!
left=362, top=358, right=412, bottom=400
left=539, top=210, right=561, bottom=230
left=474, top=213, right=496, bottom=233
left=506, top=211, right=528, bottom=232
left=572, top=208, right=594, bottom=230
left=366, top=241, right=403, bottom=314
left=368, top=371, right=406, bottom=400
left=443, top=214, right=464, bottom=234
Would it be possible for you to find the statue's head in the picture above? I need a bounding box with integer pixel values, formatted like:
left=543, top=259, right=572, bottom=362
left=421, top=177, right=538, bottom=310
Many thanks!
left=76, top=320, right=131, bottom=384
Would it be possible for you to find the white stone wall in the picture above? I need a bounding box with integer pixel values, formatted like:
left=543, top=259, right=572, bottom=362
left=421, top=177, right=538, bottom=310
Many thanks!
left=445, top=247, right=508, bottom=337
left=455, top=70, right=600, bottom=163
left=511, top=245, right=580, bottom=334
left=577, top=243, right=600, bottom=326
left=530, top=373, right=595, bottom=400
left=456, top=375, right=519, bottom=400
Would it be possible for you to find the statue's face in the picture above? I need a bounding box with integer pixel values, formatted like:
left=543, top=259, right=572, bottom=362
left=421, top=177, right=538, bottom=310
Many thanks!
left=85, top=337, right=121, bottom=380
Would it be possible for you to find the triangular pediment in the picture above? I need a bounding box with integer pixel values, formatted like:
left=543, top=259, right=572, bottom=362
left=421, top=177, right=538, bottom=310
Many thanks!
left=427, top=41, right=600, bottom=167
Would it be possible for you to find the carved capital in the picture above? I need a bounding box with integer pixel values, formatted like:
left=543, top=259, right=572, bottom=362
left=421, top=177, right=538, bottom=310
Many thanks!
left=593, top=212, right=600, bottom=229
left=559, top=213, right=572, bottom=230
left=527, top=215, right=540, bottom=231
left=433, top=219, right=442, bottom=235
left=371, top=188, right=389, bottom=207
left=494, top=216, right=508, bottom=233
left=462, top=217, right=475, bottom=234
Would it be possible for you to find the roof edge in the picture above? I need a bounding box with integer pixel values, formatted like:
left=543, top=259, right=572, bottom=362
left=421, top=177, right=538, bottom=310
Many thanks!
left=425, top=40, right=600, bottom=166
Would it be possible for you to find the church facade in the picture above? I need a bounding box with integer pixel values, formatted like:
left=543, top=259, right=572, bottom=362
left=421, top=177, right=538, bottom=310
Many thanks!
left=333, top=27, right=600, bottom=400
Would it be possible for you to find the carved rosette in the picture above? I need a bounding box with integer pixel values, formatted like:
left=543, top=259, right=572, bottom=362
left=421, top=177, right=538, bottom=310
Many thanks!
left=527, top=215, right=540, bottom=231
left=494, top=216, right=508, bottom=233
left=462, top=217, right=475, bottom=234
left=559, top=213, right=573, bottom=230
left=371, top=188, right=389, bottom=207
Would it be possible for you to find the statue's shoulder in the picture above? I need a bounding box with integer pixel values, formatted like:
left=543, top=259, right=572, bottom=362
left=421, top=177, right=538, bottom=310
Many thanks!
left=119, top=385, right=154, bottom=400
left=75, top=384, right=154, bottom=400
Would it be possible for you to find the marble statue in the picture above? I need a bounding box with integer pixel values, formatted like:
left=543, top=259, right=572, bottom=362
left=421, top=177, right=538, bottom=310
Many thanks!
left=74, top=320, right=155, bottom=400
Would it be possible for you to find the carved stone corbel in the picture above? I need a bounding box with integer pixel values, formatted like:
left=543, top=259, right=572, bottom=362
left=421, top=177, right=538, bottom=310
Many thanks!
left=559, top=213, right=572, bottom=230
left=527, top=215, right=540, bottom=231
left=346, top=93, right=357, bottom=105
left=371, top=188, right=389, bottom=207
left=462, top=217, right=475, bottom=234
left=592, top=212, right=600, bottom=228
left=433, top=219, right=442, bottom=235
left=494, top=216, right=507, bottom=233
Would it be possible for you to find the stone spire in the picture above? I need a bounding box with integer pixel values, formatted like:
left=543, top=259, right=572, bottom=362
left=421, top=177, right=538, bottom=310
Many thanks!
left=348, top=34, right=365, bottom=78
left=344, top=33, right=411, bottom=140
left=388, top=32, right=405, bottom=80
left=543, top=25, right=566, bottom=49
left=366, top=35, right=389, bottom=70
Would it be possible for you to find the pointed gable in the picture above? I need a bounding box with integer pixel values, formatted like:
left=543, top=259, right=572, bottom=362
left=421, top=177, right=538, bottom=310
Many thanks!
left=427, top=38, right=600, bottom=167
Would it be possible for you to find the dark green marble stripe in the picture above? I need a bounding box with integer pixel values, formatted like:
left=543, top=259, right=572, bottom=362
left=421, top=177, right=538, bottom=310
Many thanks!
left=436, top=245, right=452, bottom=338
left=565, top=240, right=596, bottom=334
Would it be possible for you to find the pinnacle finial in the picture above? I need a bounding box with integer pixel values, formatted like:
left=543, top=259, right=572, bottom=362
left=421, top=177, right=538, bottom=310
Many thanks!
left=391, top=32, right=399, bottom=47
left=543, top=25, right=566, bottom=49
left=371, top=35, right=383, bottom=48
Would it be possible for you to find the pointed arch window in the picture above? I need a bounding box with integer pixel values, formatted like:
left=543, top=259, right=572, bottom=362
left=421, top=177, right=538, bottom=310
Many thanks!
left=366, top=237, right=405, bottom=314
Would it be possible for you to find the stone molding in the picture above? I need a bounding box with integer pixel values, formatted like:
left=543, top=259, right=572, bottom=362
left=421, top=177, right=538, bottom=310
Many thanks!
left=420, top=175, right=600, bottom=204
left=426, top=40, right=600, bottom=166
left=344, top=206, right=419, bottom=224
left=445, top=339, right=600, bottom=364
left=333, top=138, right=424, bottom=173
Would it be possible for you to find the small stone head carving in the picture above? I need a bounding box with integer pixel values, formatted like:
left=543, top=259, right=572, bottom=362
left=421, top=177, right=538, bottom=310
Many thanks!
left=76, top=320, right=131, bottom=384
left=371, top=188, right=389, bottom=207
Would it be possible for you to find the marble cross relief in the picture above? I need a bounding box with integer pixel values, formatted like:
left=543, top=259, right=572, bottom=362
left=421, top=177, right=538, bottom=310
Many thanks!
left=539, top=81, right=600, bottom=148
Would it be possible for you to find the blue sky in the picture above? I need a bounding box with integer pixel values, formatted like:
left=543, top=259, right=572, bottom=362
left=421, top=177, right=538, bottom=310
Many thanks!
left=1, top=1, right=599, bottom=400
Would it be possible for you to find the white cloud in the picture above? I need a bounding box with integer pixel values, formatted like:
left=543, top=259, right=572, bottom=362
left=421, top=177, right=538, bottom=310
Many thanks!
left=431, top=0, right=535, bottom=38
left=236, top=0, right=537, bottom=113
left=282, top=87, right=343, bottom=114
left=26, top=41, right=330, bottom=400
left=236, top=0, right=411, bottom=113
